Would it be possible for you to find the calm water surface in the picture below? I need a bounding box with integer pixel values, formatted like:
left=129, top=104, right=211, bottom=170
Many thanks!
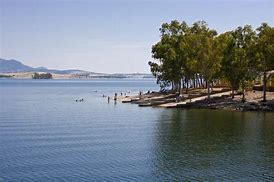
left=1, top=79, right=274, bottom=181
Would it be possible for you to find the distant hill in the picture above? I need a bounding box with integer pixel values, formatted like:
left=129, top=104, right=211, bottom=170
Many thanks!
left=0, top=58, right=34, bottom=73
left=0, top=58, right=153, bottom=79
left=0, top=58, right=90, bottom=74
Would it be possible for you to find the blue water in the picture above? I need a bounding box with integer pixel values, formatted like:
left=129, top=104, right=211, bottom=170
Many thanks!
left=1, top=79, right=274, bottom=181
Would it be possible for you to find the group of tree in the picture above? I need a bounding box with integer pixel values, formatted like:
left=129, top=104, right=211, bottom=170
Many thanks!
left=32, top=72, right=53, bottom=79
left=0, top=74, right=13, bottom=78
left=149, top=20, right=274, bottom=101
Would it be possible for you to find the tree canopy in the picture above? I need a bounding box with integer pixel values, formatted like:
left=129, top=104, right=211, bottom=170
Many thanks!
left=149, top=21, right=274, bottom=101
left=32, top=72, right=53, bottom=79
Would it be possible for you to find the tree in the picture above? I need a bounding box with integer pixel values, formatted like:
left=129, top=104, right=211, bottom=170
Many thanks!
left=220, top=25, right=256, bottom=101
left=149, top=20, right=221, bottom=97
left=219, top=32, right=239, bottom=98
left=32, top=72, right=53, bottom=79
left=187, top=21, right=221, bottom=98
left=150, top=20, right=189, bottom=94
left=255, top=23, right=274, bottom=102
left=148, top=61, right=170, bottom=90
left=149, top=20, right=269, bottom=102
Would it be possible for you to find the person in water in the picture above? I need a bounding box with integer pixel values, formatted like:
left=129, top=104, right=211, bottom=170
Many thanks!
left=114, top=93, right=117, bottom=102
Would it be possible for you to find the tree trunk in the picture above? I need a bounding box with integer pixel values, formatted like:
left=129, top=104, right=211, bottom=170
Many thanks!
left=232, top=89, right=234, bottom=99
left=207, top=81, right=210, bottom=99
left=197, top=75, right=200, bottom=88
left=186, top=78, right=189, bottom=94
left=195, top=75, right=198, bottom=88
left=200, top=77, right=203, bottom=88
left=263, top=70, right=267, bottom=102
left=178, top=81, right=181, bottom=95
left=241, top=81, right=246, bottom=102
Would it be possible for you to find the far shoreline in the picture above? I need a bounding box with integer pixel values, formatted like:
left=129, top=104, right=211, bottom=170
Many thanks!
left=0, top=72, right=154, bottom=80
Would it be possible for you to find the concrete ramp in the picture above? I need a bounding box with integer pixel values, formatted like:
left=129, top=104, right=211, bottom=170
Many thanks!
left=158, top=91, right=231, bottom=108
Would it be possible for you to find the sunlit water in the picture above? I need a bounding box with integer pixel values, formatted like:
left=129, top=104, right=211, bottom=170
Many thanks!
left=1, top=79, right=274, bottom=181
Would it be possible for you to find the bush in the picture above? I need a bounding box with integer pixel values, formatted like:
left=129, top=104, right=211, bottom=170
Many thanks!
left=32, top=72, right=52, bottom=79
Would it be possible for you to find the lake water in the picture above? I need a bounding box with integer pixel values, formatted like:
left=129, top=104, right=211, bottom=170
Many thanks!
left=1, top=79, right=274, bottom=181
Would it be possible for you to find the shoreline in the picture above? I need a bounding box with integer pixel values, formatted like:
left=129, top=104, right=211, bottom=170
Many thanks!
left=0, top=72, right=153, bottom=80
left=176, top=96, right=274, bottom=112
left=120, top=89, right=274, bottom=112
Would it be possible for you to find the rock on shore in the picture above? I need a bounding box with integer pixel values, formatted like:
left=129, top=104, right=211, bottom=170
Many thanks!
left=184, top=96, right=274, bottom=111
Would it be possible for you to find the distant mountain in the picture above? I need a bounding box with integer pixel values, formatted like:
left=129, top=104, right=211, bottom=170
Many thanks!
left=53, top=69, right=93, bottom=74
left=0, top=58, right=89, bottom=74
left=34, top=66, right=48, bottom=72
left=0, top=58, right=153, bottom=79
left=0, top=58, right=34, bottom=73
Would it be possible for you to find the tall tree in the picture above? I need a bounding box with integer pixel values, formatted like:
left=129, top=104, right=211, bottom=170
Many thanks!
left=219, top=32, right=239, bottom=98
left=255, top=23, right=274, bottom=102
left=220, top=25, right=256, bottom=100
left=150, top=20, right=189, bottom=94
left=187, top=21, right=221, bottom=98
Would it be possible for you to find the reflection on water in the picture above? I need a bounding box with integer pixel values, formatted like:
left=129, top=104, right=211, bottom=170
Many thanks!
left=0, top=79, right=274, bottom=181
left=151, top=109, right=274, bottom=180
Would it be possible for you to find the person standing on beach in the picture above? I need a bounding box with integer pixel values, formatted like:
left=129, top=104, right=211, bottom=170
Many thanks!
left=139, top=91, right=142, bottom=99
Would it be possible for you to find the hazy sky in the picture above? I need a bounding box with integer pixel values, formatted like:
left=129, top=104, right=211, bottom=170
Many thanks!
left=0, top=0, right=273, bottom=73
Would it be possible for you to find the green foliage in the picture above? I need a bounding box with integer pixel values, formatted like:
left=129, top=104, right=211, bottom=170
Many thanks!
left=32, top=72, right=52, bottom=79
left=151, top=20, right=188, bottom=86
left=149, top=20, right=273, bottom=100
left=256, top=23, right=274, bottom=71
left=150, top=20, right=221, bottom=96
left=254, top=23, right=274, bottom=101
left=188, top=21, right=220, bottom=82
left=220, top=25, right=257, bottom=99
left=0, top=74, right=13, bottom=78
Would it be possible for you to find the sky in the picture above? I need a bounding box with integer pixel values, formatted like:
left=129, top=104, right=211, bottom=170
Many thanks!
left=0, top=0, right=273, bottom=73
